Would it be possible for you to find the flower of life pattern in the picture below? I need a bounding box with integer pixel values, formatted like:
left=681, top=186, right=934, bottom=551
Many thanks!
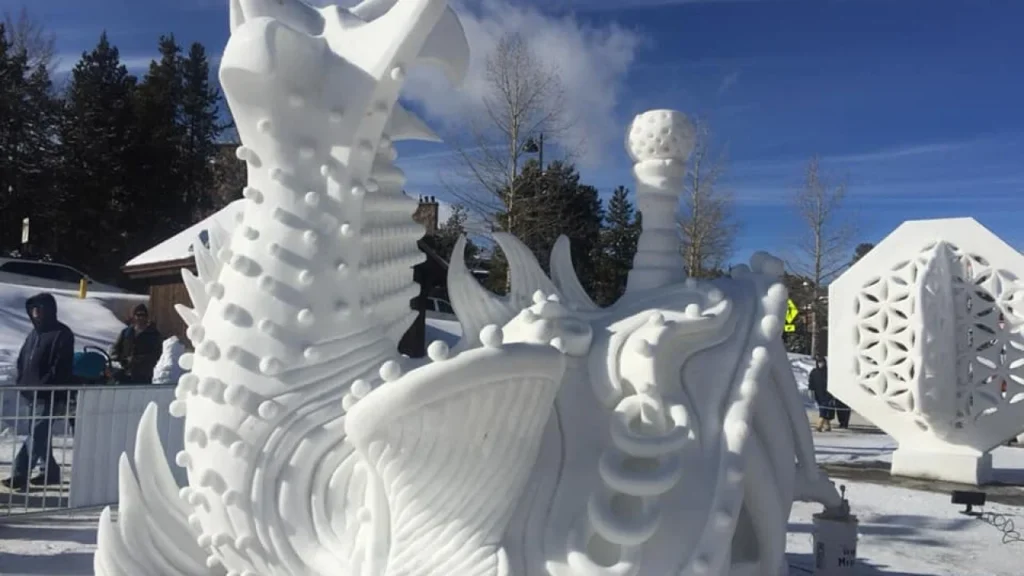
left=949, top=245, right=1024, bottom=427
left=853, top=255, right=920, bottom=418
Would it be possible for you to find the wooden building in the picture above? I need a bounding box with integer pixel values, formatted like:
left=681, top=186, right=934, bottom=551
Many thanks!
left=122, top=197, right=447, bottom=357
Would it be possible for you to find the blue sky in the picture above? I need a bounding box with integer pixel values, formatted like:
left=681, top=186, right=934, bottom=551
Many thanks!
left=5, top=0, right=1023, bottom=266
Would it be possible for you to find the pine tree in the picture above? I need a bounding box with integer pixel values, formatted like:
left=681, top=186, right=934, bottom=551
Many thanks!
left=179, top=42, right=223, bottom=220
left=486, top=160, right=603, bottom=296
left=130, top=35, right=185, bottom=251
left=432, top=204, right=480, bottom=264
left=54, top=32, right=138, bottom=279
left=0, top=23, right=58, bottom=254
left=594, top=186, right=641, bottom=305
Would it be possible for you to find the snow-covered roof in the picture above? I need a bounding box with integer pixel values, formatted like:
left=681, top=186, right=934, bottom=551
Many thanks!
left=124, top=200, right=246, bottom=268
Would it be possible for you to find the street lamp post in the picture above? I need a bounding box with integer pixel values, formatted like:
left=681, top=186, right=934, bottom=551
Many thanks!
left=523, top=133, right=544, bottom=171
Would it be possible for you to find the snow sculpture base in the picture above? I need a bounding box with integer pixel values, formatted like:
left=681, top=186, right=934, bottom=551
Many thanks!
left=830, top=217, right=1024, bottom=486
left=92, top=1, right=843, bottom=575
left=891, top=448, right=993, bottom=486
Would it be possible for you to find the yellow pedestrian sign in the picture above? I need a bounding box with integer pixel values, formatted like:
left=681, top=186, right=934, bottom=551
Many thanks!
left=784, top=299, right=799, bottom=332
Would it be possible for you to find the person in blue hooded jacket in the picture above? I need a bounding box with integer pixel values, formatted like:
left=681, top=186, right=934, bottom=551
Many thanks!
left=2, top=293, right=74, bottom=490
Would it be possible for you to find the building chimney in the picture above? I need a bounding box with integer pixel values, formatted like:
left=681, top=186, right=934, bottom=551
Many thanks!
left=412, top=195, right=439, bottom=236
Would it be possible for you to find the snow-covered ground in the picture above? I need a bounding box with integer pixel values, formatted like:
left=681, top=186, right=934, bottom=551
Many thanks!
left=3, top=292, right=1024, bottom=574
left=2, top=430, right=1021, bottom=575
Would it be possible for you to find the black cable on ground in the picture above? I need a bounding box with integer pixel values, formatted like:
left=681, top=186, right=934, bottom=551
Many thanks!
left=977, top=510, right=1023, bottom=544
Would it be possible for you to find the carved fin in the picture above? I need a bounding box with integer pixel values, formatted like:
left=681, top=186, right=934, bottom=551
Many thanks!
left=181, top=269, right=210, bottom=317
left=447, top=236, right=515, bottom=351
left=550, top=235, right=599, bottom=311
left=93, top=403, right=219, bottom=576
left=175, top=304, right=200, bottom=328
left=493, top=232, right=559, bottom=311
left=387, top=102, right=441, bottom=142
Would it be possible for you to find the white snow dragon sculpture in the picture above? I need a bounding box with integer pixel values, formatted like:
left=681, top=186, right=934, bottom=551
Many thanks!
left=94, top=1, right=842, bottom=575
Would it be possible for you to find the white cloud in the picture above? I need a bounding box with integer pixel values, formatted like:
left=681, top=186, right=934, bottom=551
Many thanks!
left=53, top=54, right=157, bottom=75
left=402, top=0, right=642, bottom=168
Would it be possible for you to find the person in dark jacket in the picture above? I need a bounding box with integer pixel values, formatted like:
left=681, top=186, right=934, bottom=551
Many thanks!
left=109, top=304, right=162, bottom=384
left=2, top=293, right=74, bottom=490
left=808, top=356, right=834, bottom=432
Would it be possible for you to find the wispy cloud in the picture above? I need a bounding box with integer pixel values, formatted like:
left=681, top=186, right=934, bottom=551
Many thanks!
left=403, top=0, right=642, bottom=169
left=717, top=70, right=740, bottom=95
left=53, top=53, right=156, bottom=75
left=823, top=141, right=975, bottom=164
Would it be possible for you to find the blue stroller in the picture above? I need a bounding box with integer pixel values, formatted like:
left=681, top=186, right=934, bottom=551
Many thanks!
left=66, top=346, right=113, bottom=435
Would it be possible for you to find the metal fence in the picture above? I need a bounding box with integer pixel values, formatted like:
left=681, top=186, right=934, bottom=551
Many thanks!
left=0, top=383, right=180, bottom=521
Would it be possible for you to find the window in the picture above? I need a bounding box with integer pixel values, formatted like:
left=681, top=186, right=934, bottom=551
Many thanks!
left=436, top=300, right=454, bottom=314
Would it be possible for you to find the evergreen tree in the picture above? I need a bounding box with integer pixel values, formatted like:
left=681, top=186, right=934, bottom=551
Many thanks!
left=179, top=42, right=223, bottom=220
left=130, top=35, right=185, bottom=251
left=594, top=186, right=641, bottom=305
left=487, top=160, right=603, bottom=297
left=54, top=32, right=137, bottom=279
left=0, top=24, right=58, bottom=254
left=433, top=204, right=479, bottom=264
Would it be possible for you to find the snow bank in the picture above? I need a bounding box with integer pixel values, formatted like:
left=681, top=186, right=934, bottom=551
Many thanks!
left=151, top=336, right=186, bottom=384
left=0, top=283, right=138, bottom=380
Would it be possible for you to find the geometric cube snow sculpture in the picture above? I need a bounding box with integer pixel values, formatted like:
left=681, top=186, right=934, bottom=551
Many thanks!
left=830, top=217, right=1024, bottom=485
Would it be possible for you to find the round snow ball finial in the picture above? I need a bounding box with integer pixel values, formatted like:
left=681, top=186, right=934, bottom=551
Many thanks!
left=351, top=185, right=366, bottom=198
left=760, top=315, right=781, bottom=339
left=351, top=379, right=372, bottom=399
left=303, top=346, right=320, bottom=361
left=532, top=290, right=547, bottom=305
left=625, top=109, right=696, bottom=163
left=304, top=191, right=320, bottom=206
left=258, top=401, right=279, bottom=420
left=297, top=309, right=315, bottom=326
left=169, top=400, right=187, bottom=418
left=648, top=312, right=666, bottom=326
left=259, top=356, right=282, bottom=376
left=379, top=360, right=402, bottom=382
left=685, top=303, right=702, bottom=319
left=427, top=340, right=451, bottom=362
left=480, top=324, right=504, bottom=348
left=390, top=65, right=406, bottom=81
left=186, top=325, right=206, bottom=343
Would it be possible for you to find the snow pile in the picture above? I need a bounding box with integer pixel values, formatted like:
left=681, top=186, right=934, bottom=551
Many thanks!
left=151, top=336, right=186, bottom=384
left=0, top=282, right=135, bottom=359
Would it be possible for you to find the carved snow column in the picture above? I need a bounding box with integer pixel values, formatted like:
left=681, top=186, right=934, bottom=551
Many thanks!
left=625, top=110, right=695, bottom=294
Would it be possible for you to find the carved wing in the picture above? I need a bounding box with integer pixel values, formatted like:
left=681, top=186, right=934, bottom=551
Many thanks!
left=345, top=332, right=566, bottom=575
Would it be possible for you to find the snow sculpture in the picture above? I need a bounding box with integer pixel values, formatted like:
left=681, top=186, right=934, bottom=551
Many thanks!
left=829, top=218, right=1024, bottom=485
left=93, top=1, right=841, bottom=574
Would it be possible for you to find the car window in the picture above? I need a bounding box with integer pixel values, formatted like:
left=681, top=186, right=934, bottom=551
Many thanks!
left=52, top=266, right=86, bottom=283
left=0, top=261, right=84, bottom=283
left=436, top=300, right=454, bottom=314
left=0, top=261, right=55, bottom=279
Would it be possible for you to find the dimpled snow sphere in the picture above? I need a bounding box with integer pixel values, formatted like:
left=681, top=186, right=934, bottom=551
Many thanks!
left=626, top=109, right=696, bottom=163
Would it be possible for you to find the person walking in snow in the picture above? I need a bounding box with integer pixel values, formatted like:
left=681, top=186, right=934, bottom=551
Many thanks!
left=109, top=303, right=163, bottom=384
left=808, top=356, right=834, bottom=432
left=2, top=293, right=74, bottom=490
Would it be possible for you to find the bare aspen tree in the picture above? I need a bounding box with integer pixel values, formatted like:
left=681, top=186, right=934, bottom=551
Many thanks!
left=793, top=156, right=854, bottom=358
left=678, top=119, right=737, bottom=278
left=447, top=32, right=572, bottom=245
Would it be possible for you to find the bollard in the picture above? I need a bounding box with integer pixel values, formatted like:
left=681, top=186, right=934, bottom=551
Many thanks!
left=79, top=278, right=88, bottom=299
left=812, top=485, right=858, bottom=575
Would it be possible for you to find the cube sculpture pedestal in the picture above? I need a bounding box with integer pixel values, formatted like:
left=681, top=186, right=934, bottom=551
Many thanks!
left=830, top=217, right=1024, bottom=486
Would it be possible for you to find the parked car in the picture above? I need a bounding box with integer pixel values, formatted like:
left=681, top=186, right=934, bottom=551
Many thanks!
left=425, top=296, right=456, bottom=320
left=0, top=258, right=125, bottom=294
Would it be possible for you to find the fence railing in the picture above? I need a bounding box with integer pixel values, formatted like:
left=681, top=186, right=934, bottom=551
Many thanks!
left=1, top=383, right=180, bottom=520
